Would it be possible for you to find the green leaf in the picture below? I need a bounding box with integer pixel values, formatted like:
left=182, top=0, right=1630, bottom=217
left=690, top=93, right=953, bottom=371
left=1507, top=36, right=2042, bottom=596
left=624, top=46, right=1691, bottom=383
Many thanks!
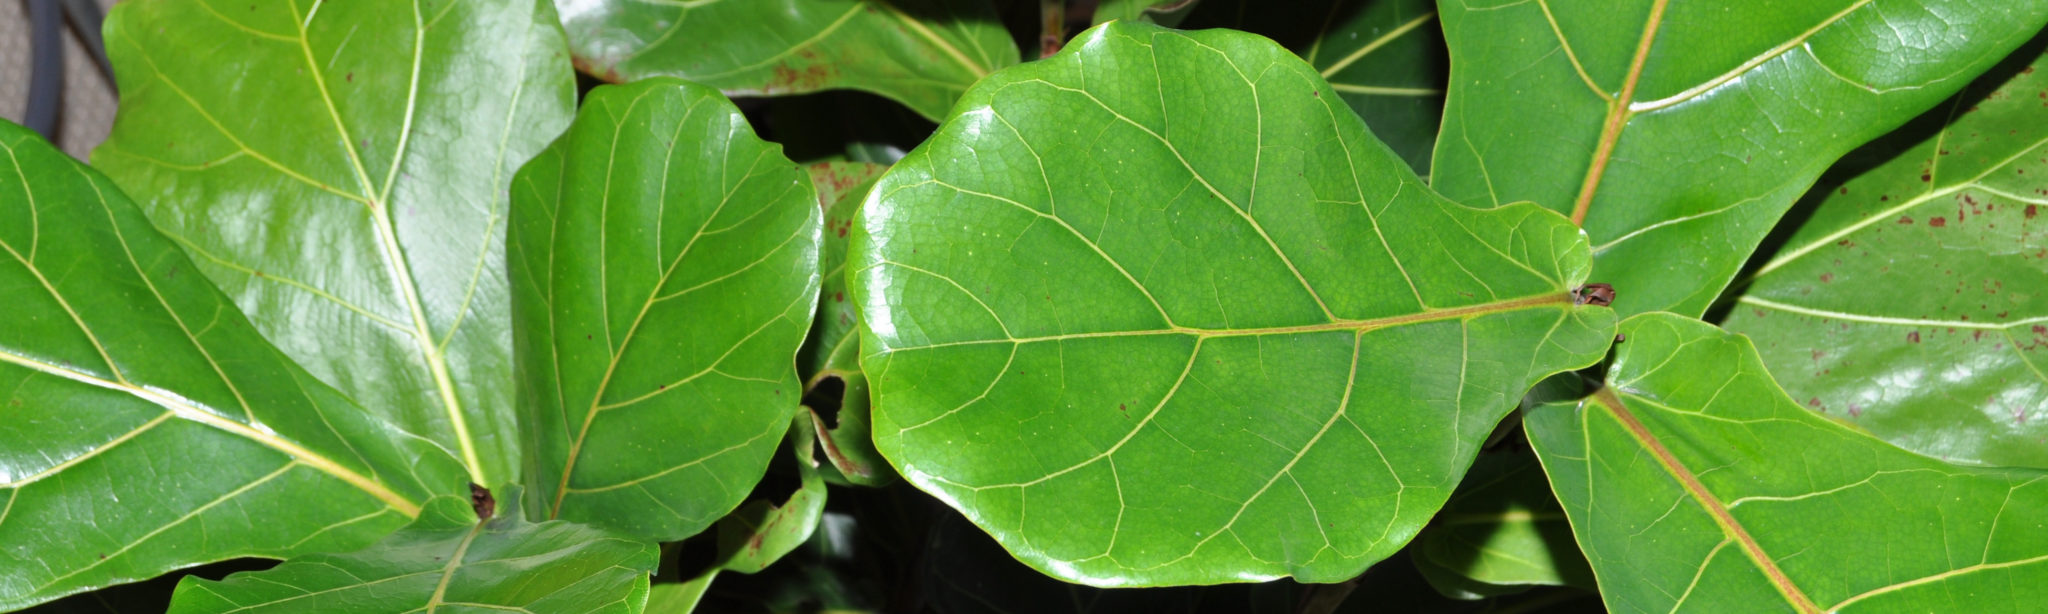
left=1409, top=449, right=1592, bottom=599
left=509, top=78, right=823, bottom=541
left=643, top=572, right=715, bottom=614
left=165, top=493, right=659, bottom=614
left=558, top=0, right=1020, bottom=122
left=712, top=412, right=829, bottom=574
left=91, top=0, right=578, bottom=488
left=0, top=120, right=467, bottom=609
left=851, top=21, right=1617, bottom=586
left=800, top=162, right=893, bottom=485
left=1721, top=36, right=2048, bottom=468
left=1186, top=0, right=1447, bottom=176
left=1431, top=0, right=2048, bottom=317
left=1527, top=313, right=2048, bottom=612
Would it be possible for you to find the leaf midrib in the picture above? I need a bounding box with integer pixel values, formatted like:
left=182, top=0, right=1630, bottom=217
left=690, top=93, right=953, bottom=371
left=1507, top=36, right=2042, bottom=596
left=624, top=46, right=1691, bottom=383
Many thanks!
left=284, top=0, right=489, bottom=484
left=878, top=292, right=1574, bottom=353
left=1590, top=388, right=1820, bottom=613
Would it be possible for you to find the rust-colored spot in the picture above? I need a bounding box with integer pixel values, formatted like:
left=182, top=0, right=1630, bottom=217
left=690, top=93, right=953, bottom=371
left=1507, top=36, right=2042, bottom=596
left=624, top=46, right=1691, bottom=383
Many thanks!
left=1930, top=217, right=1947, bottom=227
left=1573, top=283, right=1616, bottom=307
left=1908, top=331, right=1922, bottom=343
left=1921, top=173, right=1933, bottom=182
left=2028, top=204, right=2038, bottom=219
left=833, top=291, right=844, bottom=302
left=1898, top=216, right=1914, bottom=224
left=469, top=483, right=496, bottom=520
left=1820, top=273, right=1834, bottom=283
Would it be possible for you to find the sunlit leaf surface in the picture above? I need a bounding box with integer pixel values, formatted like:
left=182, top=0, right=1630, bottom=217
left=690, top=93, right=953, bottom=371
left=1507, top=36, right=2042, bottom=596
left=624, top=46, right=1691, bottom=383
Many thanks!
left=0, top=120, right=467, bottom=610
left=852, top=21, right=1616, bottom=586
left=1723, top=37, right=2048, bottom=468
left=93, top=0, right=578, bottom=487
left=1433, top=0, right=2048, bottom=317
left=1529, top=314, right=2048, bottom=612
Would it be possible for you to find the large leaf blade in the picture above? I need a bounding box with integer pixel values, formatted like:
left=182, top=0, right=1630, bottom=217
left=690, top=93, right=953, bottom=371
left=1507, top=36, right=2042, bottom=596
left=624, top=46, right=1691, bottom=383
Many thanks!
left=91, top=0, right=577, bottom=487
left=0, top=121, right=467, bottom=610
left=1528, top=313, right=2048, bottom=611
left=852, top=21, right=1616, bottom=586
left=1431, top=0, right=2048, bottom=317
left=165, top=495, right=658, bottom=614
left=509, top=78, right=823, bottom=540
left=1722, top=37, right=2048, bottom=468
left=558, top=0, right=1019, bottom=121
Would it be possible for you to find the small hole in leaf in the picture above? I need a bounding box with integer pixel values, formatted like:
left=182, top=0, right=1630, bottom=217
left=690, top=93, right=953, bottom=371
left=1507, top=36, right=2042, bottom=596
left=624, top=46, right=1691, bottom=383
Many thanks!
left=804, top=375, right=846, bottom=430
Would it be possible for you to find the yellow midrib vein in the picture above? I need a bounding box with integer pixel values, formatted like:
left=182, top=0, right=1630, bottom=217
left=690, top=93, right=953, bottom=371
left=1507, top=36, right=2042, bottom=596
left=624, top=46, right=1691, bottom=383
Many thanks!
left=1592, top=389, right=1820, bottom=613
left=289, top=0, right=488, bottom=485
left=1568, top=0, right=1666, bottom=227
left=0, top=349, right=420, bottom=517
left=885, top=292, right=1575, bottom=353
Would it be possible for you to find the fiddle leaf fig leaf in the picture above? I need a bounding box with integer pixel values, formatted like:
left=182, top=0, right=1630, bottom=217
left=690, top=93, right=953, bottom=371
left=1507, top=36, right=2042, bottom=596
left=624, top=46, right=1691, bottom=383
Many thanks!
left=1432, top=0, right=2048, bottom=317
left=558, top=0, right=1019, bottom=121
left=851, top=21, right=1617, bottom=587
left=800, top=162, right=893, bottom=485
left=165, top=494, right=659, bottom=614
left=1527, top=313, right=2048, bottom=612
left=1186, top=0, right=1446, bottom=175
left=509, top=78, right=823, bottom=541
left=712, top=413, right=829, bottom=574
left=1723, top=37, right=2048, bottom=468
left=1410, top=449, right=1592, bottom=599
left=92, top=0, right=578, bottom=488
left=0, top=120, right=468, bottom=610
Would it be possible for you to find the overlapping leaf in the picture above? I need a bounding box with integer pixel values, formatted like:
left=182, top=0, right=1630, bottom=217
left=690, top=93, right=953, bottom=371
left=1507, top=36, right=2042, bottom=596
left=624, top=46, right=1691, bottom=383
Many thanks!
left=509, top=78, right=822, bottom=540
left=712, top=413, right=829, bottom=574
left=1410, top=450, right=1591, bottom=599
left=0, top=121, right=467, bottom=610
left=165, top=495, right=658, bottom=614
left=1722, top=37, right=2048, bottom=468
left=851, top=21, right=1616, bottom=586
left=1528, top=314, right=2048, bottom=612
left=92, top=0, right=577, bottom=487
left=799, top=162, right=892, bottom=485
left=557, top=0, right=1019, bottom=121
left=1432, top=0, right=2048, bottom=317
left=1186, top=0, right=1446, bottom=175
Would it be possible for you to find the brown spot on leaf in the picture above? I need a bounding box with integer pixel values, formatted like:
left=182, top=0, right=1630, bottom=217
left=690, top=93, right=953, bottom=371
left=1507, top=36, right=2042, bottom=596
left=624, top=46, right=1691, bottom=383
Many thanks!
left=1908, top=331, right=1922, bottom=343
left=469, top=483, right=495, bottom=520
left=1930, top=217, right=1947, bottom=227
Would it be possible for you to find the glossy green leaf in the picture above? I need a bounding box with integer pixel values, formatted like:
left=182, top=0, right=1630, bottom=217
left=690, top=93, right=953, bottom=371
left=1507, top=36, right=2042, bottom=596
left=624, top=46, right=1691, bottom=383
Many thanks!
left=92, top=0, right=577, bottom=487
left=851, top=21, right=1617, bottom=586
left=0, top=120, right=467, bottom=609
left=558, top=0, right=1019, bottom=121
left=643, top=573, right=715, bottom=614
left=509, top=78, right=823, bottom=540
left=165, top=494, right=658, bottom=614
left=1528, top=313, right=2048, bottom=612
left=1431, top=0, right=2048, bottom=317
left=1186, top=0, right=1447, bottom=176
left=1722, top=37, right=2048, bottom=468
left=712, top=412, right=828, bottom=574
left=799, top=162, right=892, bottom=485
left=1409, top=449, right=1592, bottom=600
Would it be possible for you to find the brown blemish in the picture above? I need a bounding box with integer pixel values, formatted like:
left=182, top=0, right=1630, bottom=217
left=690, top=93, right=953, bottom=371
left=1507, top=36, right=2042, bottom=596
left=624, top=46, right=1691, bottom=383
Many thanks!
left=1908, top=331, right=1922, bottom=343
left=1930, top=217, right=1947, bottom=227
